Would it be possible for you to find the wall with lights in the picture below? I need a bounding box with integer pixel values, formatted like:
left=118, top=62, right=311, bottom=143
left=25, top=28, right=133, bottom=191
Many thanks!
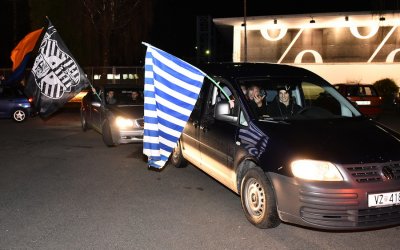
left=214, top=12, right=400, bottom=85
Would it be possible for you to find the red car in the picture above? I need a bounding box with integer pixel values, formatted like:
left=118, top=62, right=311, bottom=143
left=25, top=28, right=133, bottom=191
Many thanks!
left=334, top=83, right=384, bottom=118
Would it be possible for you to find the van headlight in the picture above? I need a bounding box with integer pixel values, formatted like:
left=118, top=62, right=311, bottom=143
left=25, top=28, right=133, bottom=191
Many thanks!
left=291, top=160, right=343, bottom=181
left=115, top=116, right=134, bottom=129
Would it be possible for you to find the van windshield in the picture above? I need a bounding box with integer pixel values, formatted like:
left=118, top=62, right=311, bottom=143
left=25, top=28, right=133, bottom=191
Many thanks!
left=238, top=78, right=362, bottom=120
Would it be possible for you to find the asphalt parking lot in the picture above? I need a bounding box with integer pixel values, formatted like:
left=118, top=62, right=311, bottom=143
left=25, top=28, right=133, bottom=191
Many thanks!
left=1, top=107, right=400, bottom=249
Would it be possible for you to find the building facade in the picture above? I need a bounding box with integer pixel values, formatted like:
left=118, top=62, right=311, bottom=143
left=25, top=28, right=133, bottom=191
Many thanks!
left=213, top=11, right=400, bottom=85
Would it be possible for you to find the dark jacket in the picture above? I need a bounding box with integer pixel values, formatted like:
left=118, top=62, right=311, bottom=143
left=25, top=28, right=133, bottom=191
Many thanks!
left=266, top=98, right=302, bottom=118
left=249, top=100, right=267, bottom=118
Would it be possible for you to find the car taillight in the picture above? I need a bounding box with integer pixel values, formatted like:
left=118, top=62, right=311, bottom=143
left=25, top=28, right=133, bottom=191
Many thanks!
left=28, top=97, right=33, bottom=103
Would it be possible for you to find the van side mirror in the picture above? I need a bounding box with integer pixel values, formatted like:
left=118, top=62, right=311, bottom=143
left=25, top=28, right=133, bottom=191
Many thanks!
left=215, top=102, right=238, bottom=123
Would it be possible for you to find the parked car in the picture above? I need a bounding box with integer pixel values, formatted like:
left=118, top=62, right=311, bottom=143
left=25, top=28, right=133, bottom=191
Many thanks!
left=0, top=85, right=33, bottom=122
left=80, top=83, right=144, bottom=146
left=392, top=92, right=400, bottom=113
left=334, top=83, right=384, bottom=118
left=169, top=62, right=400, bottom=230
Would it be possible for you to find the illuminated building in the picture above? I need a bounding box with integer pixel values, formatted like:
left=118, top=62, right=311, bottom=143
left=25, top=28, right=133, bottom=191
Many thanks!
left=213, top=12, right=400, bottom=85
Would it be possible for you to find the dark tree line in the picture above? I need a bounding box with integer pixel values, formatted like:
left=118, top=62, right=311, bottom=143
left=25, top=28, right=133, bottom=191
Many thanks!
left=2, top=0, right=399, bottom=69
left=1, top=0, right=154, bottom=68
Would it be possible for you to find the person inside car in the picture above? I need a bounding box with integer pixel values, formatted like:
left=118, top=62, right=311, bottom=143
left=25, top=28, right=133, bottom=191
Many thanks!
left=266, top=85, right=301, bottom=118
left=131, top=90, right=143, bottom=104
left=247, top=84, right=267, bottom=117
left=0, top=75, right=5, bottom=85
left=106, top=90, right=117, bottom=104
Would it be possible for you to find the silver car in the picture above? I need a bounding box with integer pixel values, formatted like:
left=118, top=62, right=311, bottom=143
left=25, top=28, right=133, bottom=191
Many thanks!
left=80, top=84, right=144, bottom=146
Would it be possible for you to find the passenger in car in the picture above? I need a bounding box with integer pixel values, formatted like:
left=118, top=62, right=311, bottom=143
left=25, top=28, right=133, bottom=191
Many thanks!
left=247, top=85, right=267, bottom=117
left=266, top=85, right=301, bottom=118
left=131, top=90, right=143, bottom=104
left=106, top=90, right=117, bottom=104
left=0, top=75, right=5, bottom=85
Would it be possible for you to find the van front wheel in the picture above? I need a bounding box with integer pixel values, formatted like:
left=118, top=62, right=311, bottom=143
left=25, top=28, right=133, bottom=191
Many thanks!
left=240, top=168, right=280, bottom=228
left=169, top=139, right=187, bottom=168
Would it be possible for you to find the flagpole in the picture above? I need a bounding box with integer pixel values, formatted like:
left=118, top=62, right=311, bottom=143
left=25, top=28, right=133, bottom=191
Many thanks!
left=204, top=75, right=231, bottom=101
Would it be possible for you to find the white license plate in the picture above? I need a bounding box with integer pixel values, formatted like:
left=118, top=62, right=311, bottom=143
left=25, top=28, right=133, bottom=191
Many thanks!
left=356, top=100, right=371, bottom=105
left=368, top=191, right=400, bottom=207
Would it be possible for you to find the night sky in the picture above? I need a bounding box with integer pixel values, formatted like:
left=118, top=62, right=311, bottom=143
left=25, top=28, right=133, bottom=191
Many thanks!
left=152, top=0, right=396, bottom=60
left=1, top=0, right=398, bottom=68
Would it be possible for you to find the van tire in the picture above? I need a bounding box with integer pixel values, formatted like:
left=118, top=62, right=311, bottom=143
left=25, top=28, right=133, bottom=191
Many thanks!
left=169, top=139, right=187, bottom=168
left=240, top=168, right=280, bottom=228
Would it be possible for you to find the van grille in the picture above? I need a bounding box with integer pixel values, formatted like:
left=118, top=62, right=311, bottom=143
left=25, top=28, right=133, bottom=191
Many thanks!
left=346, top=162, right=400, bottom=183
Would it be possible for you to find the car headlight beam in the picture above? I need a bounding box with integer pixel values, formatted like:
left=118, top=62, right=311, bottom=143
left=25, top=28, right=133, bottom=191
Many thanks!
left=115, top=116, right=134, bottom=129
left=291, top=159, right=343, bottom=181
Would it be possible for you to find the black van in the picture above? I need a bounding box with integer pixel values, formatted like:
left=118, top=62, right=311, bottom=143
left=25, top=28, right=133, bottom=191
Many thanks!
left=169, top=62, right=400, bottom=230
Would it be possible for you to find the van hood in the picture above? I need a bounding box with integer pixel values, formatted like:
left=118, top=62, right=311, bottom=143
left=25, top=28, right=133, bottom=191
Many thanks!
left=257, top=117, right=400, bottom=164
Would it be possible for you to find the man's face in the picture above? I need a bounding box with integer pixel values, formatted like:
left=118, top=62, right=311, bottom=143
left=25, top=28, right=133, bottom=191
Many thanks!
left=253, top=87, right=261, bottom=98
left=247, top=86, right=260, bottom=100
left=279, top=90, right=290, bottom=104
left=108, top=91, right=114, bottom=97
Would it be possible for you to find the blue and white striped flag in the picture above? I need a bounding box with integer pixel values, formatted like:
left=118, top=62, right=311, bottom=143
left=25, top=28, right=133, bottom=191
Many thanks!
left=142, top=43, right=206, bottom=169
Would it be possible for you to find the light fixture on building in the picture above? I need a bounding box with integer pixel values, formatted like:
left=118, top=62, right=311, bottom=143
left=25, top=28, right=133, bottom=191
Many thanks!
left=379, top=16, right=386, bottom=21
left=260, top=22, right=288, bottom=41
left=345, top=16, right=349, bottom=21
left=310, top=17, right=315, bottom=24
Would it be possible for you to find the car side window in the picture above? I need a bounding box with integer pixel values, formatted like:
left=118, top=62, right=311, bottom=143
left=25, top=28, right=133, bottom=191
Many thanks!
left=192, top=80, right=209, bottom=120
left=1, top=87, right=15, bottom=98
left=203, top=80, right=238, bottom=124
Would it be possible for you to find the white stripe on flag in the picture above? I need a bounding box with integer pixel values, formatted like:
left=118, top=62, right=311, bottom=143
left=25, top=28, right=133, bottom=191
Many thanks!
left=153, top=66, right=201, bottom=94
left=160, top=149, right=173, bottom=158
left=145, top=109, right=186, bottom=128
left=144, top=97, right=156, bottom=105
left=158, top=123, right=181, bottom=138
left=150, top=48, right=205, bottom=83
left=144, top=110, right=158, bottom=118
left=159, top=137, right=177, bottom=149
left=154, top=80, right=198, bottom=106
left=144, top=70, right=154, bottom=79
left=143, top=136, right=160, bottom=144
left=143, top=148, right=161, bottom=157
left=144, top=82, right=155, bottom=92
left=156, top=109, right=187, bottom=127
left=144, top=123, right=159, bottom=131
left=154, top=94, right=192, bottom=117
left=152, top=160, right=167, bottom=168
left=143, top=132, right=180, bottom=149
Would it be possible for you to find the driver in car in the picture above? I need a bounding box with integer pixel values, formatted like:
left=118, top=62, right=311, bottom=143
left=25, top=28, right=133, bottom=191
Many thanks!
left=247, top=84, right=267, bottom=117
left=266, top=85, right=301, bottom=118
